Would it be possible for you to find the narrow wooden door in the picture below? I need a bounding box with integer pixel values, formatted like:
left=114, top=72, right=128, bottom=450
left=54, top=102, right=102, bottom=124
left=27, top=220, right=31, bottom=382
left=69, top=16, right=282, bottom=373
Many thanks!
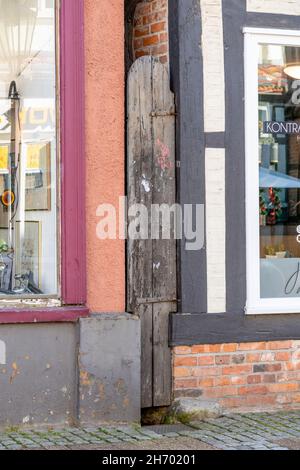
left=127, top=56, right=177, bottom=408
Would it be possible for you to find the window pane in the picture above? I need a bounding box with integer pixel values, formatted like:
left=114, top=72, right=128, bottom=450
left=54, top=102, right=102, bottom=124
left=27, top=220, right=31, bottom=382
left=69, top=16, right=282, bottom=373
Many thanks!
left=258, top=43, right=300, bottom=298
left=0, top=0, right=57, bottom=296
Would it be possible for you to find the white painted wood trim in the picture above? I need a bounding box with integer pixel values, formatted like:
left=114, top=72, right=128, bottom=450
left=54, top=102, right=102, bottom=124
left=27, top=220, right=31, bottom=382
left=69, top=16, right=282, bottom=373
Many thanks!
left=247, top=301, right=300, bottom=315
left=243, top=27, right=300, bottom=37
left=247, top=0, right=300, bottom=16
left=245, top=32, right=260, bottom=315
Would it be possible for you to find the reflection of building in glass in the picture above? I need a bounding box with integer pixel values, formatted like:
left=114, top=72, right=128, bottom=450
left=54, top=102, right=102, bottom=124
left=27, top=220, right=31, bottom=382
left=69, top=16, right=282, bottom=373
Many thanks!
left=0, top=0, right=57, bottom=296
left=259, top=44, right=300, bottom=298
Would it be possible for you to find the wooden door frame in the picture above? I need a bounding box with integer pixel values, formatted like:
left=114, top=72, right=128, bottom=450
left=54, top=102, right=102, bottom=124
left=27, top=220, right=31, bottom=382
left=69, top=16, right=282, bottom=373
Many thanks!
left=125, top=0, right=141, bottom=74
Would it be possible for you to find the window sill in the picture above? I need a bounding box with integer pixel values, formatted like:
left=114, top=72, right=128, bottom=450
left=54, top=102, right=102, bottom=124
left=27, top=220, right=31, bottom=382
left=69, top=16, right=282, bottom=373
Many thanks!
left=0, top=306, right=89, bottom=324
left=246, top=302, right=300, bottom=315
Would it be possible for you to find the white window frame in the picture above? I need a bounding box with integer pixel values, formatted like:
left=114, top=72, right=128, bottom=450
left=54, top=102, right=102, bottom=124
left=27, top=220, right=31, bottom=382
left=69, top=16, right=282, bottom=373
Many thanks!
left=244, top=27, right=300, bottom=315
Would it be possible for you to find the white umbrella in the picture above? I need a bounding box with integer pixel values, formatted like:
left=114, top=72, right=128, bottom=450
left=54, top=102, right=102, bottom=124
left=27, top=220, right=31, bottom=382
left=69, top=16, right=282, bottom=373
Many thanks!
left=260, top=167, right=300, bottom=188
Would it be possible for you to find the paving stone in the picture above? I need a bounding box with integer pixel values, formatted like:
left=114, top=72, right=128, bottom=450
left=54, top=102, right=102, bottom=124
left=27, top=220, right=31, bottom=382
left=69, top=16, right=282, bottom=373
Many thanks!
left=6, top=445, right=23, bottom=450
left=272, top=447, right=289, bottom=450
left=86, top=432, right=113, bottom=442
left=137, top=429, right=164, bottom=439
left=113, top=428, right=152, bottom=441
left=0, top=411, right=298, bottom=450
left=144, top=424, right=191, bottom=434
left=84, top=427, right=100, bottom=433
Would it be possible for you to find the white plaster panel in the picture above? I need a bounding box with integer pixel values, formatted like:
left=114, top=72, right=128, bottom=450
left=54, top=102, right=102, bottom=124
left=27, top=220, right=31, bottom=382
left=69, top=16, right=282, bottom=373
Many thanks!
left=200, top=0, right=225, bottom=132
left=205, top=148, right=226, bottom=313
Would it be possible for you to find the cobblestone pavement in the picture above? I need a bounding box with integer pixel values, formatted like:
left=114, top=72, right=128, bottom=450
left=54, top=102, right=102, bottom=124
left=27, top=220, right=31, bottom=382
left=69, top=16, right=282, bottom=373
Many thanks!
left=0, top=412, right=300, bottom=450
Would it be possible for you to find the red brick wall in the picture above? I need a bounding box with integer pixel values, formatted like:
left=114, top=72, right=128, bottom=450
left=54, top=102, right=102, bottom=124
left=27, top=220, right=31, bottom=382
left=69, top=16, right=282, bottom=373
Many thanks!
left=133, top=0, right=169, bottom=64
left=174, top=341, right=300, bottom=412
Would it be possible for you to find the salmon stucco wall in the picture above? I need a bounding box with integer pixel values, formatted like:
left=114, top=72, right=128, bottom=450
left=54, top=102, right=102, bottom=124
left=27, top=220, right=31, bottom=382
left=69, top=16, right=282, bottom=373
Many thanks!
left=85, top=0, right=125, bottom=312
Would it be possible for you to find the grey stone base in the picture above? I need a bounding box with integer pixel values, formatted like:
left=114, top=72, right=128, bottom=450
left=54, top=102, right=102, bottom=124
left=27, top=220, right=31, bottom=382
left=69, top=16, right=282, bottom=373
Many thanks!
left=0, top=313, right=140, bottom=429
left=78, top=314, right=141, bottom=425
left=0, top=323, right=77, bottom=429
left=172, top=398, right=223, bottom=421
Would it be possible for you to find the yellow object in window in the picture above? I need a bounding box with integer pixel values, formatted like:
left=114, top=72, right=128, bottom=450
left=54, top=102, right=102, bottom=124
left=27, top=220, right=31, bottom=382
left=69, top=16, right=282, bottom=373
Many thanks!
left=0, top=146, right=8, bottom=171
left=26, top=144, right=42, bottom=171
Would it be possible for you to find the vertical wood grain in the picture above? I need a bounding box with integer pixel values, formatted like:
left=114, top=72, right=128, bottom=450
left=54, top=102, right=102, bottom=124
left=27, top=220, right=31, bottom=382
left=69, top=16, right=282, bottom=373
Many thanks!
left=127, top=56, right=176, bottom=407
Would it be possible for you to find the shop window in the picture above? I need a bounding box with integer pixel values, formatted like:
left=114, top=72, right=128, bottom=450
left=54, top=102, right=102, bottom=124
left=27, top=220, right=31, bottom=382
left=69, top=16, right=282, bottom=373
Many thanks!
left=0, top=0, right=58, bottom=298
left=245, top=28, right=300, bottom=314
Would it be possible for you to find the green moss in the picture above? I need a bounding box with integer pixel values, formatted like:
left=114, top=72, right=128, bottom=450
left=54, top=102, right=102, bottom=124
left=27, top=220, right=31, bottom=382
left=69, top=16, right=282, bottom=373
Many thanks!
left=162, top=414, right=176, bottom=425
left=141, top=407, right=169, bottom=425
left=142, top=405, right=203, bottom=426
left=176, top=411, right=197, bottom=425
left=4, top=426, right=21, bottom=433
left=162, top=410, right=198, bottom=425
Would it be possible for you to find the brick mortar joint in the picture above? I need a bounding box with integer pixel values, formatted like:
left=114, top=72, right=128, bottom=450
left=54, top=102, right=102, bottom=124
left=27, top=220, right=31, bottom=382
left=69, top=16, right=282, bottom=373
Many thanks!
left=133, top=0, right=169, bottom=63
left=174, top=349, right=298, bottom=355
left=175, top=350, right=298, bottom=364
left=173, top=340, right=300, bottom=355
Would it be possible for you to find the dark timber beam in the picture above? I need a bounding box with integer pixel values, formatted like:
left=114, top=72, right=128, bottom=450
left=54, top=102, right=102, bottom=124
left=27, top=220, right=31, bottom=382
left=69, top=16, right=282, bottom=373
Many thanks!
left=169, top=0, right=300, bottom=345
left=170, top=313, right=300, bottom=346
left=169, top=0, right=207, bottom=315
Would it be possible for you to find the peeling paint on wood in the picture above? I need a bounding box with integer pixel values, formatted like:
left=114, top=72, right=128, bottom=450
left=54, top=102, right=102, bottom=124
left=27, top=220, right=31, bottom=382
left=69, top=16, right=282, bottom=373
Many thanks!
left=127, top=56, right=176, bottom=407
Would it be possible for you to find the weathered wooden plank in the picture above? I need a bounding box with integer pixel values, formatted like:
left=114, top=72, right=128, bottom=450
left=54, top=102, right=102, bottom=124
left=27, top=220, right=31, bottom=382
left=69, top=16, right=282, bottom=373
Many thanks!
left=127, top=57, right=154, bottom=312
left=151, top=59, right=176, bottom=406
left=153, top=302, right=176, bottom=407
left=140, top=303, right=153, bottom=408
left=127, top=56, right=176, bottom=407
left=127, top=57, right=154, bottom=407
left=152, top=57, right=176, bottom=304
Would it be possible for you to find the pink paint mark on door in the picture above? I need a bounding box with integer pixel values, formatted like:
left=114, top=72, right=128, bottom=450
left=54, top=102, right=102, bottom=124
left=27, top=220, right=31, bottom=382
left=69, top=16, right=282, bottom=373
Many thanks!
left=156, top=139, right=173, bottom=171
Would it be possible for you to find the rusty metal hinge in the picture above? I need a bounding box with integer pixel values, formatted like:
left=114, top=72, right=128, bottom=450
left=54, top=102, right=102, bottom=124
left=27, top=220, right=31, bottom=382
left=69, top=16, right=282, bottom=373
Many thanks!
left=150, top=109, right=177, bottom=118
left=137, top=297, right=177, bottom=305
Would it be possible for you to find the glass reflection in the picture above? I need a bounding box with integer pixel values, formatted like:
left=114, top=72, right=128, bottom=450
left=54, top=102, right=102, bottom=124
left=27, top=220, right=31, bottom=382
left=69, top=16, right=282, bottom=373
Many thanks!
left=259, top=44, right=300, bottom=298
left=0, top=0, right=57, bottom=296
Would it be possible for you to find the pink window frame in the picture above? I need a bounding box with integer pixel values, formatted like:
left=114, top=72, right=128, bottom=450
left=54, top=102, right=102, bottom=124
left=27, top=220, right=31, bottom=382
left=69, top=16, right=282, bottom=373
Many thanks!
left=0, top=0, right=89, bottom=323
